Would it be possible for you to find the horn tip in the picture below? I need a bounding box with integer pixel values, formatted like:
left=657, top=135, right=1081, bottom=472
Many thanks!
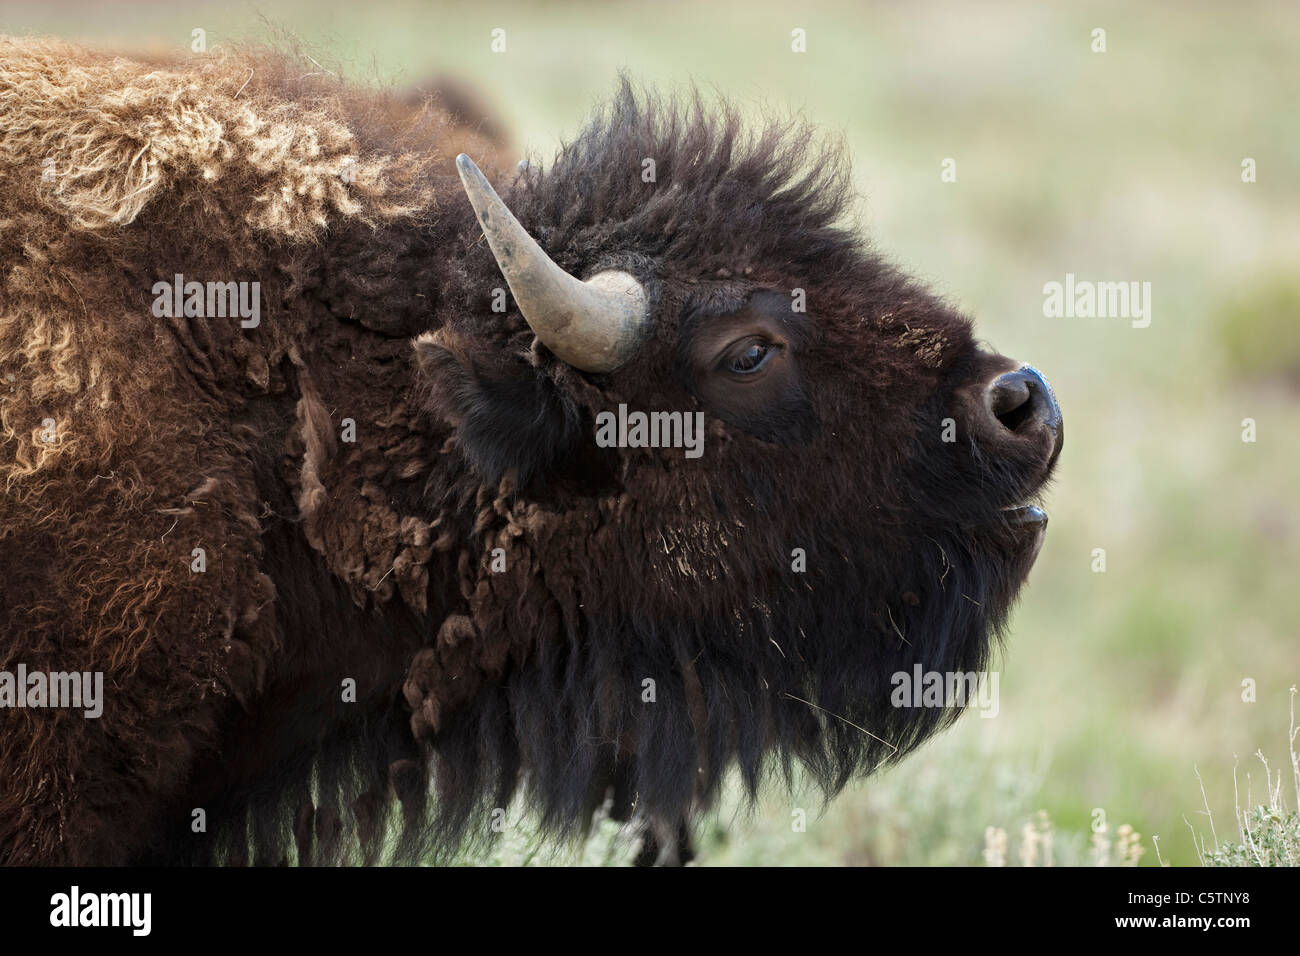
left=455, top=153, right=477, bottom=174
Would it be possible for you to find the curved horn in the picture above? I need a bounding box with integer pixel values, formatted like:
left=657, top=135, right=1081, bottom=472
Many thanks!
left=455, top=154, right=649, bottom=373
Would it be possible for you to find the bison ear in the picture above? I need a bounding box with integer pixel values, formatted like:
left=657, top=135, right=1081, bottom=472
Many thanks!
left=414, top=331, right=586, bottom=489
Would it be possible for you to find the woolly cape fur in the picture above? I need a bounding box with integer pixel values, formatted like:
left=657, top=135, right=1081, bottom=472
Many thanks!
left=0, top=37, right=509, bottom=864
left=0, top=37, right=1025, bottom=865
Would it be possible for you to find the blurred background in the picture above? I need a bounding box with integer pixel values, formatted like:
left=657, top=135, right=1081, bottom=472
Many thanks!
left=5, top=0, right=1296, bottom=865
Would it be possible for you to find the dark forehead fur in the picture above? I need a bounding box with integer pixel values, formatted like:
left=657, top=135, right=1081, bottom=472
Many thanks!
left=518, top=80, right=864, bottom=278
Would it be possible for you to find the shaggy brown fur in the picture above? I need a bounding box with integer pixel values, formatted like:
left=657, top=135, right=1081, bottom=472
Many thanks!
left=0, top=37, right=1057, bottom=866
left=0, top=38, right=506, bottom=864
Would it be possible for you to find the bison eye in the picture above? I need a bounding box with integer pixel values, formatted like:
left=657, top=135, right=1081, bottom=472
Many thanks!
left=681, top=293, right=813, bottom=443
left=723, top=338, right=779, bottom=375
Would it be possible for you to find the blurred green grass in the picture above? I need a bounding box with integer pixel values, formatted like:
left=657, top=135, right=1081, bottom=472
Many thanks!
left=6, top=0, right=1298, bottom=865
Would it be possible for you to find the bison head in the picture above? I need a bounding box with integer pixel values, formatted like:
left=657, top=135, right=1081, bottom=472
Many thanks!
left=407, top=87, right=1061, bottom=858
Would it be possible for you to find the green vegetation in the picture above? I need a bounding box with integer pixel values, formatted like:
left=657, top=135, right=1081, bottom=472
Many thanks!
left=1215, top=275, right=1300, bottom=387
left=1198, top=687, right=1300, bottom=867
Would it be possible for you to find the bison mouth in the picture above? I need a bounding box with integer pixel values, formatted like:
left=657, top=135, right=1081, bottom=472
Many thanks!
left=998, top=502, right=1049, bottom=568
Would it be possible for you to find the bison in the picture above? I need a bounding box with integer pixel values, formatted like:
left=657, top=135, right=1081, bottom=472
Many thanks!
left=0, top=38, right=1061, bottom=866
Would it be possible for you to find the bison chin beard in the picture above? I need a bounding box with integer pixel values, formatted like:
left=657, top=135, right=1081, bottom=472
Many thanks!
left=409, top=517, right=1034, bottom=865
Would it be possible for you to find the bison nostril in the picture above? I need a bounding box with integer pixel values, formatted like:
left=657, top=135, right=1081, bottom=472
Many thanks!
left=986, top=366, right=1062, bottom=442
left=989, top=378, right=1035, bottom=432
